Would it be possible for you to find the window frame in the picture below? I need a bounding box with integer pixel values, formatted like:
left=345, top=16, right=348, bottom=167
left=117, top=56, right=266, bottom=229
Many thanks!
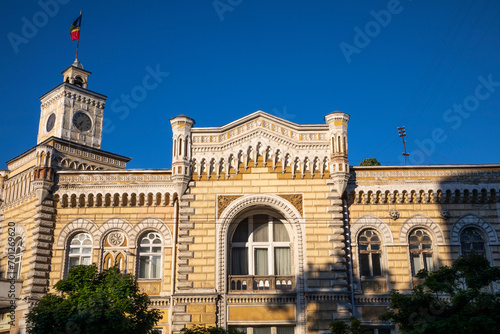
left=67, top=232, right=93, bottom=272
left=358, top=229, right=383, bottom=278
left=460, top=227, right=486, bottom=257
left=11, top=236, right=23, bottom=280
left=230, top=213, right=292, bottom=277
left=408, top=228, right=434, bottom=276
left=137, top=231, right=163, bottom=279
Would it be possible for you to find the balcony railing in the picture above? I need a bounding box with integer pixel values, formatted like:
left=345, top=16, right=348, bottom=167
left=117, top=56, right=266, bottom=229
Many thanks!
left=229, top=275, right=295, bottom=293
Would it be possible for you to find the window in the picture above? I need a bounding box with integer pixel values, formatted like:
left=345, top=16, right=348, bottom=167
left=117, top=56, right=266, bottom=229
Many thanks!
left=68, top=233, right=92, bottom=269
left=358, top=229, right=382, bottom=277
left=12, top=237, right=23, bottom=279
left=231, top=214, right=291, bottom=276
left=138, top=232, right=162, bottom=279
left=409, top=229, right=433, bottom=276
left=460, top=228, right=485, bottom=257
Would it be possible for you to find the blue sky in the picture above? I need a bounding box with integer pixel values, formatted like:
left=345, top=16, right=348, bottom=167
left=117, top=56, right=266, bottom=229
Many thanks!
left=1, top=0, right=499, bottom=169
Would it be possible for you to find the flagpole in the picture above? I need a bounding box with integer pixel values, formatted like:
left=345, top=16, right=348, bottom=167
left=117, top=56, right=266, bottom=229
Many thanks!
left=75, top=10, right=82, bottom=60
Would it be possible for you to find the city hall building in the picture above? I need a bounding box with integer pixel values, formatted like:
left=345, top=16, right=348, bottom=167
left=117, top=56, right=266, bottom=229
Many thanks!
left=0, top=60, right=499, bottom=334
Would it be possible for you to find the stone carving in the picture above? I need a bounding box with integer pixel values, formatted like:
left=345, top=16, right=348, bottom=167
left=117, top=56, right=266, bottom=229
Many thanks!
left=107, top=232, right=125, bottom=246
left=389, top=209, right=400, bottom=221
left=217, top=195, right=243, bottom=218
left=440, top=209, right=451, bottom=220
left=278, top=194, right=303, bottom=216
left=361, top=281, right=387, bottom=293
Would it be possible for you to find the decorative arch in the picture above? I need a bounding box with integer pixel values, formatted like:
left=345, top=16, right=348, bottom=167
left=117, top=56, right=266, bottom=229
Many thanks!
left=450, top=214, right=498, bottom=244
left=351, top=215, right=393, bottom=245
left=399, top=214, right=445, bottom=244
left=216, top=193, right=306, bottom=331
left=2, top=223, right=27, bottom=257
left=56, top=218, right=99, bottom=249
left=216, top=193, right=305, bottom=289
left=132, top=217, right=172, bottom=246
left=97, top=217, right=134, bottom=246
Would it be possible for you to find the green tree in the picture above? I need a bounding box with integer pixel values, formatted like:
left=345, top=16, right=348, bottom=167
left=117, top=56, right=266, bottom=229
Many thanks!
left=26, top=265, right=161, bottom=334
left=359, top=158, right=381, bottom=166
left=380, top=253, right=500, bottom=333
left=330, top=316, right=370, bottom=334
left=181, top=325, right=245, bottom=334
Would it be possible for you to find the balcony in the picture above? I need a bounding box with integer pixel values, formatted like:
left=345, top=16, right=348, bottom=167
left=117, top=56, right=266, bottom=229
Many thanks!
left=229, top=275, right=295, bottom=293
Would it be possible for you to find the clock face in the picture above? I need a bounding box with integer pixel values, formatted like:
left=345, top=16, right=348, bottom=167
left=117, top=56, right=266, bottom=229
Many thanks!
left=72, top=112, right=92, bottom=132
left=46, top=113, right=56, bottom=132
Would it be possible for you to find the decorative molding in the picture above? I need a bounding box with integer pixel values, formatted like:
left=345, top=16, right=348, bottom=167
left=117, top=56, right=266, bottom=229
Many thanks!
left=217, top=195, right=243, bottom=218
left=277, top=194, right=303, bottom=216
left=450, top=214, right=498, bottom=244
left=399, top=214, right=445, bottom=244
left=389, top=209, right=400, bottom=221
left=56, top=218, right=99, bottom=249
left=351, top=215, right=393, bottom=245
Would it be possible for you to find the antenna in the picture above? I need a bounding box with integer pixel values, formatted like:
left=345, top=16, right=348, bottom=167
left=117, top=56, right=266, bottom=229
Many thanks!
left=398, top=126, right=409, bottom=165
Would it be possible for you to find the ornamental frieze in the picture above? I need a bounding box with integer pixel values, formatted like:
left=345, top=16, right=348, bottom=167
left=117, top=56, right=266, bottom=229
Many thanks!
left=217, top=195, right=243, bottom=218
left=278, top=194, right=303, bottom=216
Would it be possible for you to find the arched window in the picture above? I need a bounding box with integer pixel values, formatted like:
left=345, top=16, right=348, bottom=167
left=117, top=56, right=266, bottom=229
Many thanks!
left=12, top=237, right=23, bottom=279
left=68, top=233, right=92, bottom=269
left=138, top=232, right=162, bottom=279
left=231, top=214, right=291, bottom=277
left=460, top=228, right=485, bottom=257
left=409, top=229, right=433, bottom=276
left=358, top=229, right=382, bottom=277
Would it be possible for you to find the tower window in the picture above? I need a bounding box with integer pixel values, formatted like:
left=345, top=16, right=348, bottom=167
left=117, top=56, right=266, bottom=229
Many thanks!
left=73, top=76, right=84, bottom=87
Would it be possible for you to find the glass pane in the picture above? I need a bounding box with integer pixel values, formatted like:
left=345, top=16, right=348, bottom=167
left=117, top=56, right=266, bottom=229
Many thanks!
left=233, top=219, right=249, bottom=242
left=139, top=247, right=150, bottom=253
left=424, top=253, right=433, bottom=271
left=253, top=220, right=269, bottom=242
left=360, top=253, right=370, bottom=276
left=371, top=244, right=380, bottom=250
left=69, top=247, right=80, bottom=254
left=274, top=247, right=291, bottom=275
left=82, top=247, right=92, bottom=254
left=372, top=253, right=382, bottom=276
left=254, top=248, right=268, bottom=275
left=277, top=326, right=295, bottom=334
left=69, top=257, right=79, bottom=268
left=152, top=247, right=162, bottom=253
left=81, top=256, right=91, bottom=265
left=232, top=247, right=248, bottom=275
left=411, top=254, right=421, bottom=276
left=359, top=244, right=368, bottom=251
left=152, top=256, right=161, bottom=278
left=139, top=256, right=149, bottom=278
left=273, top=220, right=290, bottom=242
left=254, top=327, right=271, bottom=334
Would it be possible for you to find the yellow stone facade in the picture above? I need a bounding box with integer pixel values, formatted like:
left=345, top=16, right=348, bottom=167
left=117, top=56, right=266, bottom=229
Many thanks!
left=0, top=62, right=499, bottom=334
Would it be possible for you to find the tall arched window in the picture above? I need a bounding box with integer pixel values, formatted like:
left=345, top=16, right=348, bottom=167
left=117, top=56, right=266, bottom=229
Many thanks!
left=68, top=233, right=92, bottom=269
left=409, top=229, right=433, bottom=276
left=138, top=232, right=162, bottom=279
left=12, top=237, right=23, bottom=279
left=358, top=229, right=382, bottom=277
left=460, top=228, right=485, bottom=257
left=231, top=214, right=291, bottom=277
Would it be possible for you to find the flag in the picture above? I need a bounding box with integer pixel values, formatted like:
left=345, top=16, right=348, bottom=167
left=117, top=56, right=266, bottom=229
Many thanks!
left=70, top=14, right=81, bottom=41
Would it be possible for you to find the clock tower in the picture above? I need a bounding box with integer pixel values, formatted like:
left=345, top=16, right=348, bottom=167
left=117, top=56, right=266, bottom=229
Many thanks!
left=37, top=59, right=106, bottom=149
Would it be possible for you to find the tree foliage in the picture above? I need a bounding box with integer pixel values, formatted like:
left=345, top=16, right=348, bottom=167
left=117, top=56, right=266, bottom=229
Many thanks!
left=26, top=265, right=161, bottom=334
left=359, top=158, right=381, bottom=166
left=330, top=316, right=370, bottom=334
left=380, top=253, right=500, bottom=334
left=181, top=325, right=244, bottom=334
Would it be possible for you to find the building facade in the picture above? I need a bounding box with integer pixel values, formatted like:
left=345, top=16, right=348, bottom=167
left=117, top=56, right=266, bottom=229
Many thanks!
left=0, top=61, right=499, bottom=334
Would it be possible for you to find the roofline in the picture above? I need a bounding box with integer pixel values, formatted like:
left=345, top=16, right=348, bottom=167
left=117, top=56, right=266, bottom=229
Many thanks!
left=192, top=110, right=328, bottom=133
left=6, top=137, right=132, bottom=165
left=39, top=82, right=107, bottom=100
left=58, top=169, right=172, bottom=174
